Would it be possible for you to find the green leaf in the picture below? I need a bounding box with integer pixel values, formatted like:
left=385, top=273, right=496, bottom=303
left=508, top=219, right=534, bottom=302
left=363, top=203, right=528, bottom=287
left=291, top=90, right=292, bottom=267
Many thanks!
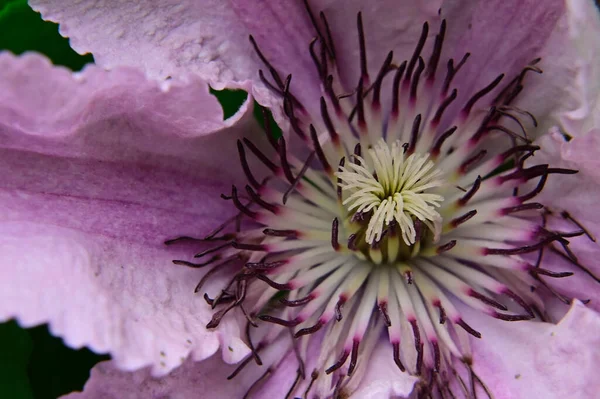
left=0, top=1, right=93, bottom=70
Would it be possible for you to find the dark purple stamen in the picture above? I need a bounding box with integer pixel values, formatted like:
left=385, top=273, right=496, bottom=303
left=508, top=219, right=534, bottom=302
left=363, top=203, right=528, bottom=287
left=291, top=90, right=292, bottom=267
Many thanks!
left=258, top=314, right=301, bottom=327
left=378, top=301, right=392, bottom=327
left=410, top=57, right=425, bottom=101
left=437, top=240, right=457, bottom=254
left=237, top=140, right=261, bottom=189
left=326, top=349, right=350, bottom=374
left=331, top=217, right=340, bottom=251
left=392, top=342, right=406, bottom=372
left=442, top=53, right=470, bottom=94
left=406, top=22, right=429, bottom=83
left=231, top=185, right=258, bottom=219
left=263, top=228, right=298, bottom=238
left=408, top=114, right=422, bottom=153
left=459, top=149, right=487, bottom=173
left=245, top=185, right=278, bottom=213
left=450, top=210, right=477, bottom=228
left=348, top=339, right=360, bottom=375
left=243, top=137, right=278, bottom=172
left=426, top=19, right=446, bottom=81
left=391, top=61, right=408, bottom=116
left=462, top=74, right=504, bottom=116
left=469, top=289, right=508, bottom=311
left=172, top=257, right=219, bottom=268
left=431, top=126, right=458, bottom=156
left=281, top=294, right=314, bottom=307
left=277, top=137, right=296, bottom=184
left=456, top=318, right=482, bottom=338
left=283, top=151, right=315, bottom=204
left=310, top=124, right=332, bottom=173
left=255, top=274, right=291, bottom=290
left=372, top=51, right=394, bottom=107
left=431, top=89, right=458, bottom=127
left=357, top=12, right=369, bottom=83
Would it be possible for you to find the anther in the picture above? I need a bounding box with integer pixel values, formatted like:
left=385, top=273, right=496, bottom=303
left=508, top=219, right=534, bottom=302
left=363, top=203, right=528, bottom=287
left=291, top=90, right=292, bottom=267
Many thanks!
left=469, top=289, right=508, bottom=311
left=431, top=89, right=458, bottom=127
left=231, top=185, right=258, bottom=219
left=406, top=22, right=429, bottom=83
left=331, top=217, right=340, bottom=251
left=277, top=137, right=296, bottom=184
left=392, top=342, right=406, bottom=371
left=255, top=274, right=291, bottom=290
left=335, top=296, right=346, bottom=321
left=460, top=150, right=487, bottom=173
left=320, top=97, right=340, bottom=143
left=263, top=229, right=298, bottom=238
left=310, top=124, right=332, bottom=173
left=245, top=261, right=286, bottom=270
left=493, top=312, right=534, bottom=321
left=455, top=318, right=482, bottom=338
left=437, top=240, right=457, bottom=254
left=195, top=241, right=232, bottom=259
left=432, top=341, right=441, bottom=372
left=257, top=314, right=301, bottom=327
left=442, top=53, right=470, bottom=94
left=231, top=241, right=266, bottom=251
left=237, top=140, right=261, bottom=189
left=378, top=302, right=392, bottom=327
left=326, top=349, right=350, bottom=374
left=426, top=19, right=446, bottom=80
left=408, top=114, right=422, bottom=153
left=356, top=12, right=369, bottom=84
left=294, top=319, right=324, bottom=338
left=410, top=57, right=425, bottom=101
left=561, top=211, right=596, bottom=242
left=431, top=126, right=458, bottom=156
left=243, top=137, right=278, bottom=172
left=283, top=151, right=315, bottom=204
left=392, top=61, right=408, bottom=115
left=373, top=51, right=394, bottom=107
left=450, top=210, right=477, bottom=228
left=245, top=185, right=277, bottom=213
left=348, top=339, right=360, bottom=375
left=462, top=74, right=504, bottom=117
left=280, top=294, right=314, bottom=307
left=172, top=257, right=219, bottom=268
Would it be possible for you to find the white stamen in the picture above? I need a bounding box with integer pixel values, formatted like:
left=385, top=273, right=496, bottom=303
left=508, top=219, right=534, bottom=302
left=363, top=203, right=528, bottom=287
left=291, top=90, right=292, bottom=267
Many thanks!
left=336, top=139, right=445, bottom=245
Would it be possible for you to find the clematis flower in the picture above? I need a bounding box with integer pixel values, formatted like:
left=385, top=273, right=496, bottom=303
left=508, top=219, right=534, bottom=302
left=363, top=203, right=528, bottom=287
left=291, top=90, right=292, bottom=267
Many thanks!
left=1, top=0, right=599, bottom=398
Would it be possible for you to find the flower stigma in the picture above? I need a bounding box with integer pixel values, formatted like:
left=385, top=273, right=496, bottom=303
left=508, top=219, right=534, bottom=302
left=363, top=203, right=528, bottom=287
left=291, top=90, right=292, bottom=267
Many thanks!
left=166, top=3, right=598, bottom=398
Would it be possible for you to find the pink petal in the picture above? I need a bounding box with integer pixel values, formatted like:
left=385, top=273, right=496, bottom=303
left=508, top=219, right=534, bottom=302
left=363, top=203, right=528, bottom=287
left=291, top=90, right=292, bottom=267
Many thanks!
left=0, top=52, right=259, bottom=375
left=464, top=301, right=600, bottom=399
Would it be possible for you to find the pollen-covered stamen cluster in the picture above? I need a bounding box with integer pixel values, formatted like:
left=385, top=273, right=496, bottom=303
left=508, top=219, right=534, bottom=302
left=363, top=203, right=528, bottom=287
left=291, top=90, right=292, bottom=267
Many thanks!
left=167, top=4, right=597, bottom=399
left=337, top=139, right=444, bottom=248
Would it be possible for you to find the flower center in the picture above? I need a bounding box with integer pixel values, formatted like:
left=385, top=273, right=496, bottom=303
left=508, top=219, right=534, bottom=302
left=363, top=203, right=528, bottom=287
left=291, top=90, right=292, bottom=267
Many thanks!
left=337, top=139, right=444, bottom=252
left=167, top=5, right=597, bottom=399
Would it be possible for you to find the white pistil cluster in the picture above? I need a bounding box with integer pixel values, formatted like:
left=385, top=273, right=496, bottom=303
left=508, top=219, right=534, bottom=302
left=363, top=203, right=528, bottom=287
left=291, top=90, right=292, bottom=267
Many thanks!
left=337, top=139, right=445, bottom=245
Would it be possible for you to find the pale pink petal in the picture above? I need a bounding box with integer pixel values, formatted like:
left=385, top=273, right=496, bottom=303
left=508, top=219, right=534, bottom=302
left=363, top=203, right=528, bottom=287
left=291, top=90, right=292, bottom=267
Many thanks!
left=0, top=52, right=259, bottom=375
left=349, top=339, right=419, bottom=399
left=62, top=351, right=299, bottom=399
left=510, top=0, right=600, bottom=136
left=551, top=0, right=600, bottom=136
left=524, top=129, right=600, bottom=311
left=464, top=301, right=600, bottom=399
left=30, top=0, right=587, bottom=135
left=29, top=0, right=318, bottom=119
